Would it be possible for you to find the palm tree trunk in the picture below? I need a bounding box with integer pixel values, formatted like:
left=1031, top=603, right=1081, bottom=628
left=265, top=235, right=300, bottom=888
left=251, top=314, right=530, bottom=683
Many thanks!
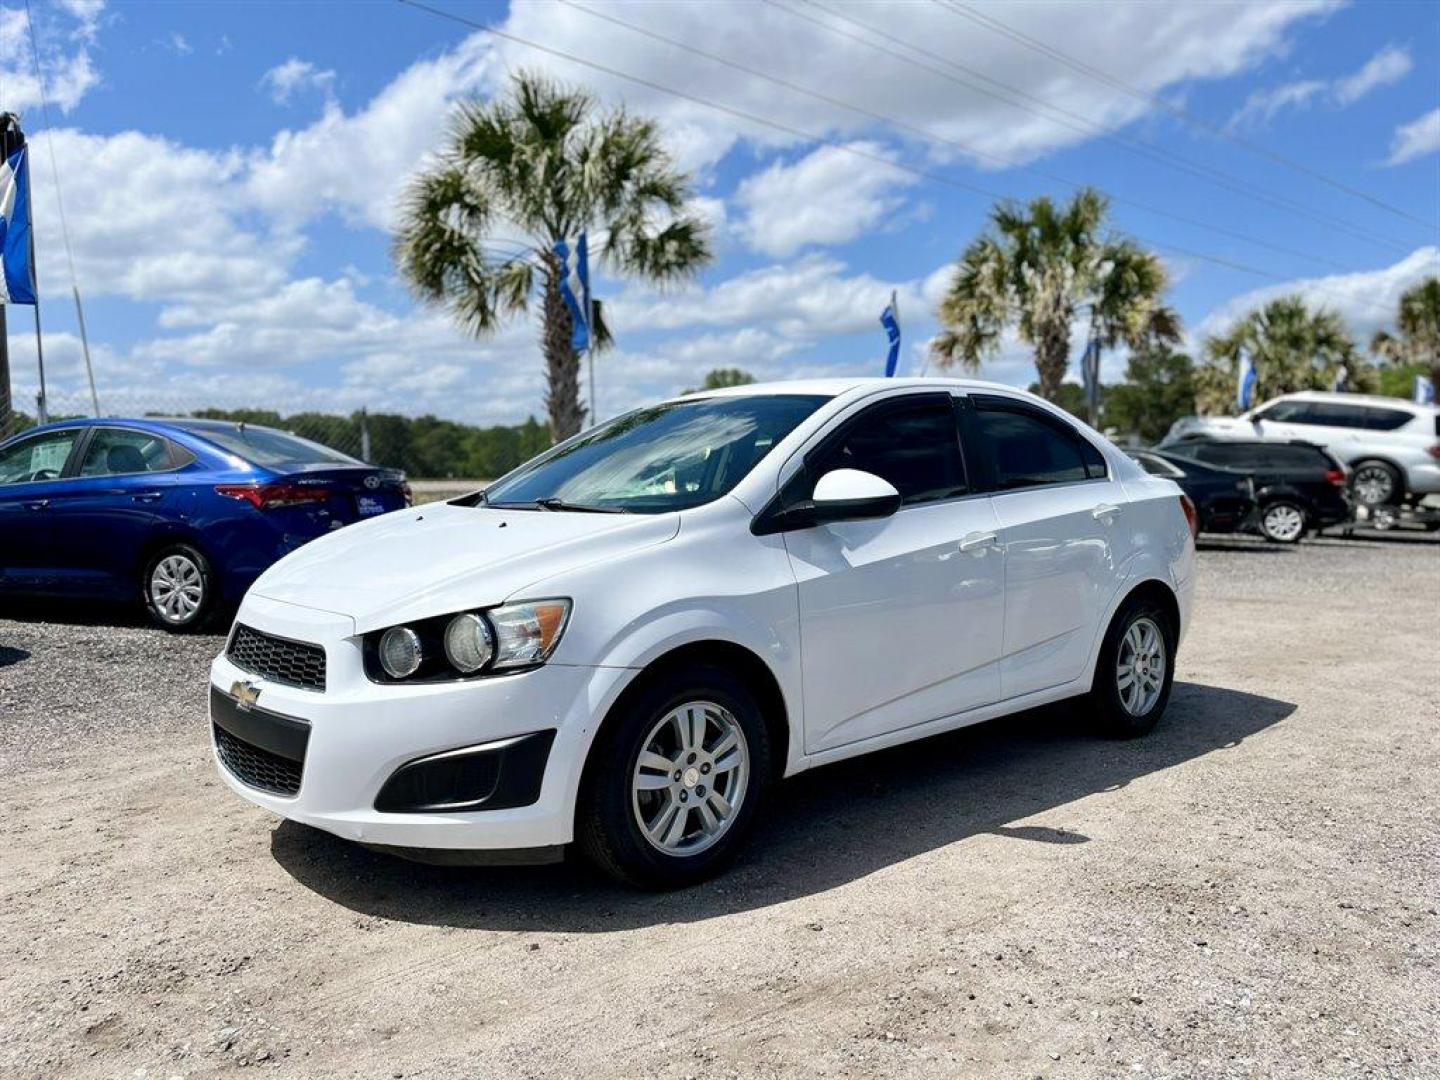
left=1034, top=319, right=1071, bottom=402
left=541, top=257, right=585, bottom=443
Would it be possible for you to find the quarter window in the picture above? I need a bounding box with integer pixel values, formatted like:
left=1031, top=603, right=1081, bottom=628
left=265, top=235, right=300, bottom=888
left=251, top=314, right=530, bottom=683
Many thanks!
left=971, top=405, right=1093, bottom=490
left=0, top=429, right=78, bottom=484
left=809, top=397, right=967, bottom=505
left=79, top=428, right=174, bottom=476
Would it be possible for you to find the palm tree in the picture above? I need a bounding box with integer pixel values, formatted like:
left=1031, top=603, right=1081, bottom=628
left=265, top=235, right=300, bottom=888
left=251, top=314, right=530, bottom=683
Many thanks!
left=395, top=72, right=712, bottom=441
left=930, top=188, right=1176, bottom=402
left=1195, top=295, right=1371, bottom=414
left=1370, top=277, right=1440, bottom=391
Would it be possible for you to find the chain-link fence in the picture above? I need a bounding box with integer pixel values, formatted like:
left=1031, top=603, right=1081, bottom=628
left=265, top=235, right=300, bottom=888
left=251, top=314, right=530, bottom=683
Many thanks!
left=0, top=390, right=549, bottom=480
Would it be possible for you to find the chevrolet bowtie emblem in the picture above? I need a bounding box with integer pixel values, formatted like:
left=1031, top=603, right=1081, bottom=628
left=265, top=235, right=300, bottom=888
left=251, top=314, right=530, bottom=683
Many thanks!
left=230, top=680, right=261, bottom=710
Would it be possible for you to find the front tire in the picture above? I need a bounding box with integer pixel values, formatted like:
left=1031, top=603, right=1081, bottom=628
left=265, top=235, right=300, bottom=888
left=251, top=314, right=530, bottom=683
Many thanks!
left=1258, top=500, right=1307, bottom=544
left=577, top=664, right=772, bottom=889
left=142, top=544, right=216, bottom=632
left=1084, top=595, right=1176, bottom=739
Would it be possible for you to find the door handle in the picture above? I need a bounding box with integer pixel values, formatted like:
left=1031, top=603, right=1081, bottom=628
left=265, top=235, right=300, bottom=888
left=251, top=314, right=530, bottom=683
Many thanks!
left=131, top=491, right=164, bottom=503
left=23, top=499, right=49, bottom=510
left=958, top=531, right=998, bottom=553
left=1092, top=503, right=1121, bottom=522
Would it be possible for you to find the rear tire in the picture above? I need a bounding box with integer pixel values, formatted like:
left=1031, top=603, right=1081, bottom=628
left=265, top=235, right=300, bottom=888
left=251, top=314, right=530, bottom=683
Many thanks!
left=577, top=664, right=772, bottom=889
left=1083, top=594, right=1176, bottom=739
left=1258, top=500, right=1307, bottom=544
left=1350, top=460, right=1401, bottom=508
left=142, top=544, right=216, bottom=632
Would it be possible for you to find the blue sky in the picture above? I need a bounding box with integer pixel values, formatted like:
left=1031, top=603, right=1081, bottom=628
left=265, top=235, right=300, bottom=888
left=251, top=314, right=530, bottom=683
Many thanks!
left=2, top=0, right=1437, bottom=424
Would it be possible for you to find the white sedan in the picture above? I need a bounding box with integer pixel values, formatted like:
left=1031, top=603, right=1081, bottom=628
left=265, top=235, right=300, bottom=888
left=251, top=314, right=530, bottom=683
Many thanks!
left=209, top=379, right=1195, bottom=888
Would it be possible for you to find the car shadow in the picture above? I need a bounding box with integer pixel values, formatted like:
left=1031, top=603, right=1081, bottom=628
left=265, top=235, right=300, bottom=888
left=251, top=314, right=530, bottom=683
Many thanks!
left=0, top=644, right=30, bottom=668
left=271, top=682, right=1294, bottom=930
left=0, top=596, right=149, bottom=628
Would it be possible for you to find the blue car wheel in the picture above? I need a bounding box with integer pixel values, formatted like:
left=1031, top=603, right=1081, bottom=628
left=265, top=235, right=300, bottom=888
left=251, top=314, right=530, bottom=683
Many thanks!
left=143, top=543, right=216, bottom=632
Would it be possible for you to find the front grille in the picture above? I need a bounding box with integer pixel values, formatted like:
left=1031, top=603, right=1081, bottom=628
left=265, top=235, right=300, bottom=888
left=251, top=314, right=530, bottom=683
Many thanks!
left=214, top=723, right=303, bottom=796
left=227, top=624, right=326, bottom=691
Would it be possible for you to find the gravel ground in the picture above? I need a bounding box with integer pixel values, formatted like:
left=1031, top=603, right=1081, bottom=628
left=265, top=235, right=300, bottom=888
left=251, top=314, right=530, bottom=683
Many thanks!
left=1, top=531, right=1436, bottom=1078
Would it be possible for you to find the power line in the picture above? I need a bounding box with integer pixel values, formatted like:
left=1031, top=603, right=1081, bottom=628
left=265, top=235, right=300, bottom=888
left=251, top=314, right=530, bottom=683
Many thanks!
left=780, top=0, right=1410, bottom=255
left=559, top=0, right=1365, bottom=275
left=394, top=0, right=1406, bottom=322
left=937, top=0, right=1434, bottom=230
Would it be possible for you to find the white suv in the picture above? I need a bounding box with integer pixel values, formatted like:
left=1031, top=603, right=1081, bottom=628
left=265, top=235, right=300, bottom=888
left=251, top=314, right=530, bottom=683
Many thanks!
left=1165, top=391, right=1440, bottom=507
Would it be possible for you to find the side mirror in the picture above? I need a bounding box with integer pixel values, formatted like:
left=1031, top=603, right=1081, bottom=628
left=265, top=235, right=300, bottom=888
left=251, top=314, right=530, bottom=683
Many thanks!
left=808, top=468, right=902, bottom=523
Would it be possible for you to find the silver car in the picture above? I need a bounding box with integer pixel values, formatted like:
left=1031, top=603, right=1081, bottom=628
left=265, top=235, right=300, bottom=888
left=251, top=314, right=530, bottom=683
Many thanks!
left=1165, top=391, right=1440, bottom=508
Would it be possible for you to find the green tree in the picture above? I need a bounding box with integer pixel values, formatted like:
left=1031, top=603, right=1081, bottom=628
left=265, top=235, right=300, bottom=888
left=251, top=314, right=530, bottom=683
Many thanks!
left=1103, top=344, right=1195, bottom=443
left=930, top=187, right=1176, bottom=402
left=1195, top=296, right=1372, bottom=414
left=1370, top=276, right=1439, bottom=391
left=394, top=72, right=712, bottom=443
left=683, top=367, right=756, bottom=395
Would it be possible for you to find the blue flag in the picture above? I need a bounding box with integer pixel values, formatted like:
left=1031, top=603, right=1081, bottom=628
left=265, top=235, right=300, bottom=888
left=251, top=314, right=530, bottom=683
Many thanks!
left=1236, top=350, right=1258, bottom=412
left=554, top=233, right=591, bottom=352
left=0, top=146, right=37, bottom=305
left=1416, top=374, right=1436, bottom=405
left=880, top=291, right=900, bottom=376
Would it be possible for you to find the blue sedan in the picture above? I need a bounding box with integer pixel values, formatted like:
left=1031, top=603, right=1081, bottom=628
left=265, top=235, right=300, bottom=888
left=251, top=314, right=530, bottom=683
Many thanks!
left=0, top=418, right=410, bottom=630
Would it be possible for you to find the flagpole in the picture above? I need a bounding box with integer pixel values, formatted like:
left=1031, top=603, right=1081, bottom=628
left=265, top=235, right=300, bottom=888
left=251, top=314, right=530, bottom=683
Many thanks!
left=32, top=301, right=47, bottom=424
left=587, top=297, right=596, bottom=424
left=73, top=285, right=98, bottom=415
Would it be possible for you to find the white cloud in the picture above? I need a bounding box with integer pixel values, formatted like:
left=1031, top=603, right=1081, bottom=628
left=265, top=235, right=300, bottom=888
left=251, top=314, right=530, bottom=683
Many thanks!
left=1227, top=79, right=1326, bottom=130
left=1228, top=44, right=1413, bottom=130
left=163, top=32, right=192, bottom=55
left=1334, top=44, right=1412, bottom=105
left=735, top=142, right=916, bottom=257
left=0, top=4, right=102, bottom=113
left=1191, top=247, right=1440, bottom=347
left=260, top=57, right=336, bottom=105
left=1384, top=108, right=1440, bottom=167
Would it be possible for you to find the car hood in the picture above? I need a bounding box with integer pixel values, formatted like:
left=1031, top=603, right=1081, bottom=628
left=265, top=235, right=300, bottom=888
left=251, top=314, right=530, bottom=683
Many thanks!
left=1164, top=415, right=1254, bottom=442
left=250, top=501, right=679, bottom=632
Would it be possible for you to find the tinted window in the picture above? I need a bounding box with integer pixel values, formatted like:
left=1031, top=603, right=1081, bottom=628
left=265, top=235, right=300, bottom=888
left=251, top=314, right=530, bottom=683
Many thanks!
left=1358, top=406, right=1413, bottom=431
left=173, top=422, right=359, bottom=467
left=1255, top=400, right=1310, bottom=422
left=79, top=428, right=172, bottom=476
left=1133, top=453, right=1181, bottom=477
left=485, top=394, right=827, bottom=513
left=973, top=406, right=1089, bottom=490
left=1184, top=442, right=1328, bottom=471
left=0, top=430, right=78, bottom=484
left=810, top=397, right=966, bottom=506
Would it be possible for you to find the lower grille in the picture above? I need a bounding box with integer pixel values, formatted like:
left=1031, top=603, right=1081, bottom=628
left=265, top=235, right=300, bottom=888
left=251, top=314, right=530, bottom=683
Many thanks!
left=214, top=723, right=303, bottom=796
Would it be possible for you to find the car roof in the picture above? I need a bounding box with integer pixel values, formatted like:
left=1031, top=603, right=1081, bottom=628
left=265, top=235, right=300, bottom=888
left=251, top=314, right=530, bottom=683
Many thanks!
left=14, top=416, right=286, bottom=438
left=1273, top=390, right=1434, bottom=412
left=670, top=376, right=1038, bottom=402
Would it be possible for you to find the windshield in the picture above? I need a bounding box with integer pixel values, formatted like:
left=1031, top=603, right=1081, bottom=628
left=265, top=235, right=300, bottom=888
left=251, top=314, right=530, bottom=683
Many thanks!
left=175, top=422, right=360, bottom=467
left=482, top=394, right=827, bottom=513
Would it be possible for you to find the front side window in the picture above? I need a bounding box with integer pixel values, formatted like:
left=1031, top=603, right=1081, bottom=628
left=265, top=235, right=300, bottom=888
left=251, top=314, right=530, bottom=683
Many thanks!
left=1255, top=400, right=1311, bottom=423
left=483, top=394, right=827, bottom=514
left=0, top=430, right=78, bottom=485
left=808, top=397, right=967, bottom=506
left=79, top=428, right=173, bottom=476
left=972, top=405, right=1091, bottom=490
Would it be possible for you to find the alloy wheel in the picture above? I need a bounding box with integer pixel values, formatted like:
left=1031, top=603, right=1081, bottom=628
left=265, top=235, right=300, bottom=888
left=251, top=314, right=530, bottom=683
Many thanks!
left=150, top=553, right=205, bottom=624
left=631, top=700, right=750, bottom=857
left=1116, top=616, right=1165, bottom=716
left=1262, top=503, right=1305, bottom=542
left=1351, top=465, right=1394, bottom=507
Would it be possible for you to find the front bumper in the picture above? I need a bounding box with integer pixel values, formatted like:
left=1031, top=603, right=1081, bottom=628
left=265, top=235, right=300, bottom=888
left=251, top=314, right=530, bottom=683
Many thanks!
left=208, top=593, right=631, bottom=851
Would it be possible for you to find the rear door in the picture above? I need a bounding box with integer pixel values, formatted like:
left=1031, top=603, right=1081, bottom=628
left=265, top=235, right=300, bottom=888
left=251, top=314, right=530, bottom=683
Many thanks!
left=0, top=427, right=84, bottom=590
left=47, top=427, right=191, bottom=594
left=962, top=396, right=1121, bottom=701
left=784, top=392, right=1005, bottom=753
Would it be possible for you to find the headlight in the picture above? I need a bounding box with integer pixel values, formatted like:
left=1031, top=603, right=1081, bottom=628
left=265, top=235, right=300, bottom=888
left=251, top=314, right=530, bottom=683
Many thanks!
left=444, top=613, right=494, bottom=673
left=489, top=599, right=571, bottom=670
left=379, top=626, right=423, bottom=679
left=364, top=599, right=571, bottom=683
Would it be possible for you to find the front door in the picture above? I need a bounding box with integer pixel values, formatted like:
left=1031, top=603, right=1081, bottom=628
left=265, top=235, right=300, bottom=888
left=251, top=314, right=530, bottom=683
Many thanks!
left=964, top=397, right=1118, bottom=701
left=784, top=393, right=1006, bottom=753
left=0, top=427, right=83, bottom=591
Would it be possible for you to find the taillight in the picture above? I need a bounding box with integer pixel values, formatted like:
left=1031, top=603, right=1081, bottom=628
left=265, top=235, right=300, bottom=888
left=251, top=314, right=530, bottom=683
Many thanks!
left=1179, top=494, right=1198, bottom=538
left=216, top=483, right=332, bottom=510
left=1427, top=444, right=1440, bottom=461
left=1324, top=468, right=1346, bottom=487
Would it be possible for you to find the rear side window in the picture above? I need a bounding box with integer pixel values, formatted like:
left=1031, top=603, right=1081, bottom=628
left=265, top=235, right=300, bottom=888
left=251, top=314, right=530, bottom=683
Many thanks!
left=809, top=397, right=967, bottom=505
left=79, top=428, right=173, bottom=476
left=1189, top=442, right=1325, bottom=470
left=1358, top=406, right=1413, bottom=431
left=971, top=403, right=1094, bottom=490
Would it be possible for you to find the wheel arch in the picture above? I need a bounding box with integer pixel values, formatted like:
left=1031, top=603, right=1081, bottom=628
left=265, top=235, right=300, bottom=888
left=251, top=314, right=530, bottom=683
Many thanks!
left=574, top=639, right=792, bottom=829
left=1346, top=455, right=1408, bottom=498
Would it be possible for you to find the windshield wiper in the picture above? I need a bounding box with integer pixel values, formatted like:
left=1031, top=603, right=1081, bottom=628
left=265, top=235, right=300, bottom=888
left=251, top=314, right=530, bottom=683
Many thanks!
left=535, top=497, right=629, bottom=514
